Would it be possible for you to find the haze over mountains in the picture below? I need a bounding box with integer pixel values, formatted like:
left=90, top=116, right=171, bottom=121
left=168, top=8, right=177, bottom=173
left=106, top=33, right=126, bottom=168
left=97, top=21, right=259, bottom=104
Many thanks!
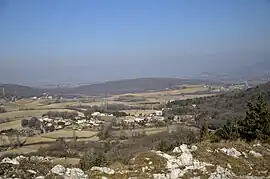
left=1, top=1, right=269, bottom=87
left=196, top=59, right=270, bottom=82
left=1, top=57, right=269, bottom=88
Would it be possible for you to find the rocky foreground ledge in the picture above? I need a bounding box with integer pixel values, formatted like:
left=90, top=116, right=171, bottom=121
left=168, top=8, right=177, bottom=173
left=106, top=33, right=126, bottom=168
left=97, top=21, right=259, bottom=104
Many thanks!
left=0, top=141, right=270, bottom=179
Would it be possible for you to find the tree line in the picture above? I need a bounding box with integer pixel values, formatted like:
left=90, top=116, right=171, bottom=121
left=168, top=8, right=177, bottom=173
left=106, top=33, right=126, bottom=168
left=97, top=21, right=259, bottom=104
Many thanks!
left=201, top=93, right=270, bottom=142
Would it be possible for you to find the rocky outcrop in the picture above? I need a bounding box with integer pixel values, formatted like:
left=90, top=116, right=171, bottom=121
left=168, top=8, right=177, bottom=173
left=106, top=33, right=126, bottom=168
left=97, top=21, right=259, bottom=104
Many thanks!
left=249, top=150, right=263, bottom=157
left=50, top=165, right=88, bottom=179
left=153, top=144, right=213, bottom=179
left=208, top=166, right=235, bottom=179
left=219, top=147, right=242, bottom=158
left=1, top=157, right=19, bottom=165
left=90, top=167, right=115, bottom=175
left=1, top=142, right=270, bottom=179
left=50, top=165, right=66, bottom=175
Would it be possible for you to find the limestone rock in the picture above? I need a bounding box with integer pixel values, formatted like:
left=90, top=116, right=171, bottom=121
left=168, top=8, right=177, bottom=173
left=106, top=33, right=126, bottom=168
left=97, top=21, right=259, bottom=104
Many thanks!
left=153, top=173, right=169, bottom=179
left=253, top=143, right=261, bottom=147
left=90, top=167, right=115, bottom=175
left=191, top=145, right=198, bottom=151
left=172, top=147, right=182, bottom=153
left=1, top=157, right=19, bottom=165
left=242, top=152, right=248, bottom=158
left=50, top=165, right=66, bottom=175
left=35, top=176, right=45, bottom=179
left=220, top=148, right=242, bottom=158
left=65, top=168, right=88, bottom=179
left=15, top=155, right=26, bottom=161
left=209, top=166, right=235, bottom=179
left=27, top=169, right=37, bottom=174
left=249, top=150, right=262, bottom=157
left=154, top=144, right=213, bottom=179
left=179, top=150, right=193, bottom=166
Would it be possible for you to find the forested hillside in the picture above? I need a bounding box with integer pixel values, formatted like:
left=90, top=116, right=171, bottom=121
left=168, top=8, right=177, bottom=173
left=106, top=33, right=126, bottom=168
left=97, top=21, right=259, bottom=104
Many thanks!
left=167, top=82, right=270, bottom=128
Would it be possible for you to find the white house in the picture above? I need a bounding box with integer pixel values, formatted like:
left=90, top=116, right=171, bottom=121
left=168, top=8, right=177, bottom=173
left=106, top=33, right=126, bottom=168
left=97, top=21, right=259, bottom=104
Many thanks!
left=155, top=110, right=163, bottom=116
left=91, top=112, right=100, bottom=116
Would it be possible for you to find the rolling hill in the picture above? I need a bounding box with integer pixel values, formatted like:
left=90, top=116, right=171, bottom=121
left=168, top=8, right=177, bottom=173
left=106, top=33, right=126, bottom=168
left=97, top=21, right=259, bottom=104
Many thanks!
left=69, top=78, right=222, bottom=96
left=0, top=84, right=44, bottom=98
left=0, top=78, right=221, bottom=97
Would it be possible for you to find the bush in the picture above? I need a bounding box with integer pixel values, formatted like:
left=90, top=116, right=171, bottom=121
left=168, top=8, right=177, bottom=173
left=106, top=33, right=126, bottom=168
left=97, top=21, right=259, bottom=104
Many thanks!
left=200, top=119, right=210, bottom=141
left=79, top=150, right=108, bottom=170
left=212, top=120, right=239, bottom=142
left=21, top=119, right=29, bottom=128
left=112, top=111, right=128, bottom=117
left=45, top=111, right=78, bottom=118
left=155, top=126, right=199, bottom=152
left=0, top=107, right=7, bottom=113
left=0, top=118, right=11, bottom=124
left=36, top=138, right=79, bottom=158
left=156, top=140, right=173, bottom=152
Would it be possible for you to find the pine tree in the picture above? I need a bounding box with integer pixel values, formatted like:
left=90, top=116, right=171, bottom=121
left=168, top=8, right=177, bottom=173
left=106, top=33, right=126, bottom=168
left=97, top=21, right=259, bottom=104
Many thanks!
left=214, top=119, right=239, bottom=141
left=238, top=93, right=270, bottom=141
left=201, top=119, right=210, bottom=141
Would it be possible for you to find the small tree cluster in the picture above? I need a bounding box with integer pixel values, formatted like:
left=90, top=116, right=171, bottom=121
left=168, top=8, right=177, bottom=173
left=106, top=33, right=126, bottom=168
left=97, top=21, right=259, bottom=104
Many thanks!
left=21, top=117, right=41, bottom=130
left=238, top=93, right=270, bottom=141
left=213, top=93, right=270, bottom=142
left=45, top=111, right=78, bottom=118
left=79, top=150, right=108, bottom=170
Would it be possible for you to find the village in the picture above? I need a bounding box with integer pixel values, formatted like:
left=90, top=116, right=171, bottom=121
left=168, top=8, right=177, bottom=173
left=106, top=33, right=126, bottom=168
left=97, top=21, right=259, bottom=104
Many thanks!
left=9, top=108, right=195, bottom=138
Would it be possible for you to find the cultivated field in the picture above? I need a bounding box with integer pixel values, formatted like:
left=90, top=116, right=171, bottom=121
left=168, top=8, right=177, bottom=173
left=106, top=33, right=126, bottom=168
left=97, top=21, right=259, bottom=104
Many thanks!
left=0, top=84, right=218, bottom=158
left=109, top=85, right=218, bottom=104
left=122, top=109, right=156, bottom=115
left=41, top=129, right=97, bottom=139
left=0, top=109, right=76, bottom=120
left=0, top=120, right=21, bottom=130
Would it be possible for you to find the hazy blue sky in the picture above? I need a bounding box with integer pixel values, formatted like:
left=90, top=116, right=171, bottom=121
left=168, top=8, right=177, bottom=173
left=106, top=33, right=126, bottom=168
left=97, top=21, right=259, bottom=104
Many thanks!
left=0, top=0, right=269, bottom=85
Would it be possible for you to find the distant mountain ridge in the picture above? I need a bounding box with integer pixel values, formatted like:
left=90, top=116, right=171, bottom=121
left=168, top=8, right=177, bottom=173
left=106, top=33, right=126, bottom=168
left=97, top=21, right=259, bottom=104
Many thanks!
left=0, top=78, right=221, bottom=97
left=68, top=78, right=222, bottom=96
left=196, top=59, right=270, bottom=83
left=0, top=84, right=44, bottom=98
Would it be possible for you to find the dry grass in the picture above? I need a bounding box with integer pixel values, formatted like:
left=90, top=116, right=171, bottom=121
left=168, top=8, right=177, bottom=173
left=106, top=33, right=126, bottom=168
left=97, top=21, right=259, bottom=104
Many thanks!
left=41, top=129, right=97, bottom=139
left=88, top=151, right=168, bottom=179
left=122, top=109, right=156, bottom=115
left=0, top=109, right=76, bottom=120
left=0, top=147, right=38, bottom=157
left=145, top=127, right=167, bottom=135
left=113, top=127, right=167, bottom=137
left=51, top=157, right=80, bottom=166
left=193, top=141, right=270, bottom=177
left=109, top=86, right=217, bottom=105
left=24, top=136, right=55, bottom=145
left=115, top=85, right=208, bottom=98
left=0, top=120, right=21, bottom=130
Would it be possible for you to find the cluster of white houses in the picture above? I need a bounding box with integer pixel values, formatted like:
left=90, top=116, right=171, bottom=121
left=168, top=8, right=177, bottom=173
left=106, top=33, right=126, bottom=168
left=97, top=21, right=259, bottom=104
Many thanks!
left=22, top=109, right=195, bottom=133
